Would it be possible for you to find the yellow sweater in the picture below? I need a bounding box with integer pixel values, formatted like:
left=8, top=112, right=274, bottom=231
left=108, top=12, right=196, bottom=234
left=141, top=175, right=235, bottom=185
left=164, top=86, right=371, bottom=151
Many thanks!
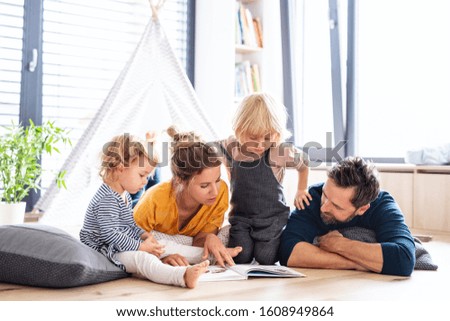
left=133, top=180, right=229, bottom=236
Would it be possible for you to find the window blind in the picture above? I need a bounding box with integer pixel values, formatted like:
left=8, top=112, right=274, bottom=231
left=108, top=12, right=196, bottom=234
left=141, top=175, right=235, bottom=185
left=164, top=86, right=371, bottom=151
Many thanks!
left=39, top=0, right=190, bottom=189
left=0, top=0, right=24, bottom=131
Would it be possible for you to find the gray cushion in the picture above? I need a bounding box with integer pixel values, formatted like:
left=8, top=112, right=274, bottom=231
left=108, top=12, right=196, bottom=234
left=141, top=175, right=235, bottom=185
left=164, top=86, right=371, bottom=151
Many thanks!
left=0, top=224, right=129, bottom=288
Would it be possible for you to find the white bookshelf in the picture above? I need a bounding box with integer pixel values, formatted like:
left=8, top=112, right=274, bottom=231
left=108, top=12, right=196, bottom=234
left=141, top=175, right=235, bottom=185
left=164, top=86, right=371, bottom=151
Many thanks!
left=195, top=0, right=283, bottom=138
left=234, top=0, right=263, bottom=101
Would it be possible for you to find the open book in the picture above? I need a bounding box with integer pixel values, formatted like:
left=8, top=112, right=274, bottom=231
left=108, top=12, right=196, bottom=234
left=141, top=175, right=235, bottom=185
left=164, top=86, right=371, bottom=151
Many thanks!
left=199, top=264, right=305, bottom=282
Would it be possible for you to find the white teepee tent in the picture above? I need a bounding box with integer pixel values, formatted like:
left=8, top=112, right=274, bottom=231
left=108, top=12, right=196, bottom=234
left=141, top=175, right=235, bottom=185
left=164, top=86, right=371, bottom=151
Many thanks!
left=36, top=2, right=218, bottom=226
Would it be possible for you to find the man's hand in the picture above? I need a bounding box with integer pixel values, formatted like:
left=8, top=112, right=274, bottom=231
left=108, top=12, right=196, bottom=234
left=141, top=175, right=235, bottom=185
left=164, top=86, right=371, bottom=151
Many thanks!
left=317, top=230, right=381, bottom=273
left=287, top=240, right=369, bottom=272
left=317, top=230, right=345, bottom=253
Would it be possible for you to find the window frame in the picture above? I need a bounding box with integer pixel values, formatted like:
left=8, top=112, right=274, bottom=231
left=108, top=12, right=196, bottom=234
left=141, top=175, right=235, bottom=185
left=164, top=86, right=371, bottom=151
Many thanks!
left=5, top=0, right=196, bottom=211
left=281, top=0, right=347, bottom=166
left=281, top=0, right=409, bottom=164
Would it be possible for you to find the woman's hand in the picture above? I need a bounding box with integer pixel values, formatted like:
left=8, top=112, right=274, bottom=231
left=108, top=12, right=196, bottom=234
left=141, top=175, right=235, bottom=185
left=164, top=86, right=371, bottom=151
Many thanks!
left=203, top=233, right=235, bottom=267
left=294, top=189, right=312, bottom=210
left=161, top=254, right=190, bottom=266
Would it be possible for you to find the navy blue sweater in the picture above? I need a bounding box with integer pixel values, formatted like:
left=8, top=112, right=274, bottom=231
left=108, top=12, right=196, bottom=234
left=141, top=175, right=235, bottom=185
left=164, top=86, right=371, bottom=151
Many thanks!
left=280, top=183, right=415, bottom=276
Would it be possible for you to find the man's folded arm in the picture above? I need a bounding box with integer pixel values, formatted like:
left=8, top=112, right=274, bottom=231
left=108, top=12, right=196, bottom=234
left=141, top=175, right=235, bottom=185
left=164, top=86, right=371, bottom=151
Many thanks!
left=286, top=241, right=367, bottom=271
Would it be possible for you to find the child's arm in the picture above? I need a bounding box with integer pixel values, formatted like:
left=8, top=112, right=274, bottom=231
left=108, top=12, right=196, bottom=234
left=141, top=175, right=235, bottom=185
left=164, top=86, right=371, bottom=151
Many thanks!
left=139, top=234, right=165, bottom=257
left=97, top=196, right=162, bottom=255
left=127, top=194, right=152, bottom=237
left=96, top=197, right=142, bottom=252
left=294, top=162, right=312, bottom=210
left=133, top=192, right=157, bottom=232
left=279, top=144, right=312, bottom=210
left=215, top=137, right=234, bottom=180
left=140, top=231, right=152, bottom=240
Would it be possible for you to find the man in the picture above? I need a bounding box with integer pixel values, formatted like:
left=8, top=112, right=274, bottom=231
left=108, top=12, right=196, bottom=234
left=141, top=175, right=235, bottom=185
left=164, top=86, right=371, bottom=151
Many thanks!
left=280, top=157, right=415, bottom=276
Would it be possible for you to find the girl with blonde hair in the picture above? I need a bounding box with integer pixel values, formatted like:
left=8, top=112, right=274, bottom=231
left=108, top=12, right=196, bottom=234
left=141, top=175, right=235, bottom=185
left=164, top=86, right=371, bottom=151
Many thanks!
left=219, top=92, right=311, bottom=265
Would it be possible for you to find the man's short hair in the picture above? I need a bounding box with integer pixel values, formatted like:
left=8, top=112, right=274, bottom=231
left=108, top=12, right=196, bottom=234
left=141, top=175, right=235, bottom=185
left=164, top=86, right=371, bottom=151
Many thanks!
left=327, top=156, right=380, bottom=208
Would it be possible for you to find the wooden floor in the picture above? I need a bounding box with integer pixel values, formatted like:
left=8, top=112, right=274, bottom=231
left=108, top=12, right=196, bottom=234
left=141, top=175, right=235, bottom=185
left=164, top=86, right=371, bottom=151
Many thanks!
left=1, top=228, right=448, bottom=301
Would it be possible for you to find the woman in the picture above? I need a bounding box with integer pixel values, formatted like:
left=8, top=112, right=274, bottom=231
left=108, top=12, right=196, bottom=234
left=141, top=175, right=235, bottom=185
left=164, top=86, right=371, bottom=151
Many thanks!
left=134, top=126, right=241, bottom=267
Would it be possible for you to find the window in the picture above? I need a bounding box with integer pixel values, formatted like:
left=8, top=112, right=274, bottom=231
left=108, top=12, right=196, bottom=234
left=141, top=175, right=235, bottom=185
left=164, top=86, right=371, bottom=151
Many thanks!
left=0, top=0, right=24, bottom=130
left=285, top=0, right=348, bottom=164
left=357, top=0, right=450, bottom=159
left=285, top=0, right=450, bottom=162
left=0, top=0, right=193, bottom=209
left=40, top=0, right=192, bottom=189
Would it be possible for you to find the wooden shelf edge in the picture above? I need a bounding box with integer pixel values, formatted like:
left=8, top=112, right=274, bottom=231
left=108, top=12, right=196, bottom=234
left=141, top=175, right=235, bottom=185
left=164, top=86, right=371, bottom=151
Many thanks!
left=235, top=44, right=263, bottom=54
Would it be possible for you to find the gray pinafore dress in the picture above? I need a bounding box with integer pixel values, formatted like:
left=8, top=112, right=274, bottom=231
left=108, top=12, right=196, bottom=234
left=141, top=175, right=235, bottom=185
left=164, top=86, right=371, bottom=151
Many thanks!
left=223, top=147, right=290, bottom=265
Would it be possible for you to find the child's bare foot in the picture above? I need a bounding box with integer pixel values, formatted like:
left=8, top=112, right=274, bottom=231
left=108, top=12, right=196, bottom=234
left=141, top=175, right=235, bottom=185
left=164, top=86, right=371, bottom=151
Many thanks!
left=184, top=260, right=209, bottom=289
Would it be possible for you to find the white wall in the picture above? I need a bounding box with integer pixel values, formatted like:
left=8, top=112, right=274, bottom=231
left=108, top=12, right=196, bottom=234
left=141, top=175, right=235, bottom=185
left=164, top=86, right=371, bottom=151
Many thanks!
left=259, top=0, right=284, bottom=102
left=194, top=0, right=235, bottom=138
left=195, top=0, right=284, bottom=139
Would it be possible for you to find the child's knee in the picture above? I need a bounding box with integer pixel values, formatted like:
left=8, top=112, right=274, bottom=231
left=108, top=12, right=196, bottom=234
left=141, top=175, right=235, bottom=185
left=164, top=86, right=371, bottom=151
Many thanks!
left=254, top=242, right=279, bottom=265
left=233, top=247, right=254, bottom=264
left=255, top=252, right=278, bottom=265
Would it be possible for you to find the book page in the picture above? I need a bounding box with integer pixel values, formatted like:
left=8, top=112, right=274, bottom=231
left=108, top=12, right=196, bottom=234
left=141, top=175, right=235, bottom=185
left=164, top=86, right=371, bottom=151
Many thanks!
left=199, top=265, right=306, bottom=281
left=230, top=265, right=306, bottom=278
left=199, top=266, right=247, bottom=282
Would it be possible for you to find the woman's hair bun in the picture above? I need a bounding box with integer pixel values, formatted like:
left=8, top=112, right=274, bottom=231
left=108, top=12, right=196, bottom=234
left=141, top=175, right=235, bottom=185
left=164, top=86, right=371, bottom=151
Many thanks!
left=166, top=125, right=200, bottom=143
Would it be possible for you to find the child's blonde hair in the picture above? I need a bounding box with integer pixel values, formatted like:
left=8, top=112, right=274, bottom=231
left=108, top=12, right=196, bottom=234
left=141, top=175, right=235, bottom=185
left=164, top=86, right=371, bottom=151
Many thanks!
left=100, top=133, right=157, bottom=181
left=232, top=92, right=291, bottom=144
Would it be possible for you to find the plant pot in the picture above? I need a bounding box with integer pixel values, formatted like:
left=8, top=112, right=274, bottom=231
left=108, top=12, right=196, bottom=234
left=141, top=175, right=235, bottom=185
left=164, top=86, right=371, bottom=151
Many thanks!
left=0, top=202, right=26, bottom=225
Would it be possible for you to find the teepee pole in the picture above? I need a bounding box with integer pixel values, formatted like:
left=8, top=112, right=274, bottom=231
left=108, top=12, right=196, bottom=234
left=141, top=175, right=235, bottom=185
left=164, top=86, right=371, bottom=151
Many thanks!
left=149, top=0, right=167, bottom=19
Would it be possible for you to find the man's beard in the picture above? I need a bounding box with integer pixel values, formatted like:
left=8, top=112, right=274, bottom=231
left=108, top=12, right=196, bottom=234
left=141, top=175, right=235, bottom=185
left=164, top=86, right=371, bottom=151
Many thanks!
left=320, top=211, right=357, bottom=225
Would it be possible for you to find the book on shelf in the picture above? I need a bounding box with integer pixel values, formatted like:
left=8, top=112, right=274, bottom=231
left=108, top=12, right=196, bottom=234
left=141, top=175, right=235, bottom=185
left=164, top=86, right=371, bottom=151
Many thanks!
left=238, top=3, right=251, bottom=46
left=235, top=2, right=244, bottom=45
left=244, top=7, right=257, bottom=47
left=253, top=17, right=263, bottom=48
left=199, top=264, right=305, bottom=282
left=235, top=60, right=261, bottom=98
left=251, top=63, right=261, bottom=92
left=235, top=1, right=262, bottom=48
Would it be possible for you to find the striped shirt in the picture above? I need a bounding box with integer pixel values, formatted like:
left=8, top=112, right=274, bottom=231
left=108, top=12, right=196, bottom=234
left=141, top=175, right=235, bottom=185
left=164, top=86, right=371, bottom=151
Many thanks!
left=80, top=183, right=144, bottom=268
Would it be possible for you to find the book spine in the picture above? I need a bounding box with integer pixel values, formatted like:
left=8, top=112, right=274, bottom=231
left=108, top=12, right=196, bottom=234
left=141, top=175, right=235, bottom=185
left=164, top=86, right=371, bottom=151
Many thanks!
left=244, top=8, right=257, bottom=47
left=253, top=17, right=263, bottom=48
left=251, top=63, right=261, bottom=92
left=235, top=2, right=244, bottom=45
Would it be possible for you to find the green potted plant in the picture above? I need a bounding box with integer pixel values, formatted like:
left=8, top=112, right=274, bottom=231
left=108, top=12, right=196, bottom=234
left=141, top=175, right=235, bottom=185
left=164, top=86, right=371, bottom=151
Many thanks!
left=0, top=120, right=71, bottom=224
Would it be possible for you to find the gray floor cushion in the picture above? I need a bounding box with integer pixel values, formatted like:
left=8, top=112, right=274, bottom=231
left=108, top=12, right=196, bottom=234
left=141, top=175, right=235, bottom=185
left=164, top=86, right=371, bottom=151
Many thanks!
left=0, top=224, right=129, bottom=288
